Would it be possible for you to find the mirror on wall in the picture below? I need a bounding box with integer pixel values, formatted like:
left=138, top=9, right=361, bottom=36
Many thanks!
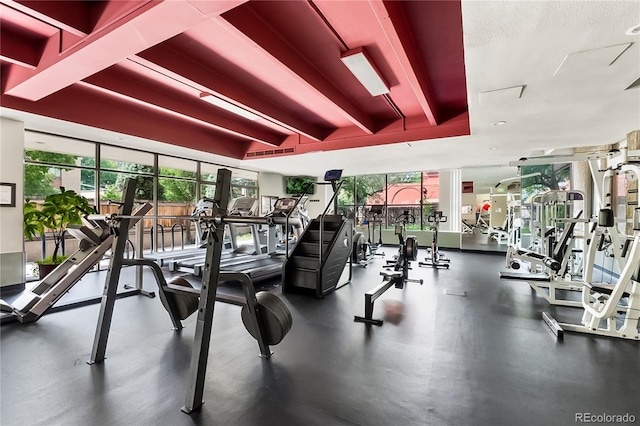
left=460, top=166, right=519, bottom=253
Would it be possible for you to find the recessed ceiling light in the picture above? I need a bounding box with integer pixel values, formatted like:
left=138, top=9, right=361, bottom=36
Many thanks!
left=200, top=92, right=261, bottom=121
left=489, top=147, right=498, bottom=150
left=626, top=24, right=640, bottom=36
left=340, top=47, right=390, bottom=97
left=491, top=121, right=507, bottom=126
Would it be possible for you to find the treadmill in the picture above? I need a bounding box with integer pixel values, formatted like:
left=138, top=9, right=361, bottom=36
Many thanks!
left=168, top=197, right=284, bottom=282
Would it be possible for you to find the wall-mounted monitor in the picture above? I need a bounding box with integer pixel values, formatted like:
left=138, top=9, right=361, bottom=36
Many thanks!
left=285, top=176, right=315, bottom=195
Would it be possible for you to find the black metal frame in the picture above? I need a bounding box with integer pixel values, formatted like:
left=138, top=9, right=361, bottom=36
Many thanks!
left=86, top=170, right=283, bottom=414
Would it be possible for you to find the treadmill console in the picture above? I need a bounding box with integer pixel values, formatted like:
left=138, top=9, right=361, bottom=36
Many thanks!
left=271, top=198, right=298, bottom=216
left=229, top=197, right=258, bottom=216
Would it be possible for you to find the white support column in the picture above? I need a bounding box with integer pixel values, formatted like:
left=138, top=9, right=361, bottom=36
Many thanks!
left=438, top=169, right=462, bottom=232
left=0, top=118, right=25, bottom=288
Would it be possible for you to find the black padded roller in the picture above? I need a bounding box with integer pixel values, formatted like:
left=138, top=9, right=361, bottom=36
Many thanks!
left=241, top=292, right=293, bottom=345
left=168, top=277, right=200, bottom=320
left=598, top=209, right=614, bottom=228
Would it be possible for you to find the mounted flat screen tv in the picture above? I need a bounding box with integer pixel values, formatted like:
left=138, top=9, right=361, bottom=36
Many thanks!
left=285, top=176, right=315, bottom=195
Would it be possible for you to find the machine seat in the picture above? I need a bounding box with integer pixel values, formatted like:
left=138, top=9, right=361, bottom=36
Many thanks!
left=584, top=282, right=630, bottom=298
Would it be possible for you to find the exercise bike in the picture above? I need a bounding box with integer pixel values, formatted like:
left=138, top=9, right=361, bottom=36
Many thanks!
left=419, top=210, right=450, bottom=269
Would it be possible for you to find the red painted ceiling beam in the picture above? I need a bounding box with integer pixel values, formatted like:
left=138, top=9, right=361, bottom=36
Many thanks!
left=0, top=85, right=250, bottom=158
left=134, top=45, right=328, bottom=142
left=2, top=0, right=90, bottom=36
left=3, top=0, right=247, bottom=101
left=83, top=64, right=286, bottom=147
left=218, top=8, right=377, bottom=135
left=244, top=112, right=469, bottom=157
left=369, top=0, right=439, bottom=126
left=0, top=28, right=39, bottom=69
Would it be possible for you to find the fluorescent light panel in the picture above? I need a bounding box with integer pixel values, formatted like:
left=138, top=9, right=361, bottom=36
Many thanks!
left=200, top=93, right=260, bottom=121
left=340, top=48, right=389, bottom=97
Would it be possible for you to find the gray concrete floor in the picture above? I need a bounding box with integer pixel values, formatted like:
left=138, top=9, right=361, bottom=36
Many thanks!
left=1, top=249, right=638, bottom=426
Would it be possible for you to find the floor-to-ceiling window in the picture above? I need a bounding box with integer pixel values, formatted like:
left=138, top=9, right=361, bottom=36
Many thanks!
left=337, top=171, right=440, bottom=231
left=23, top=131, right=260, bottom=263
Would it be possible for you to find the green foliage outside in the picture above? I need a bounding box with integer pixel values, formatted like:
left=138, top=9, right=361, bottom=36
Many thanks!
left=24, top=150, right=78, bottom=198
left=159, top=168, right=197, bottom=202
left=114, top=164, right=155, bottom=201
left=521, top=164, right=571, bottom=203
left=24, top=188, right=94, bottom=264
left=339, top=175, right=387, bottom=207
left=387, top=172, right=421, bottom=184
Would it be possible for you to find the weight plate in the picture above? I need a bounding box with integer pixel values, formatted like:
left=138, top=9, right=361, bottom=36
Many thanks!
left=241, top=292, right=292, bottom=345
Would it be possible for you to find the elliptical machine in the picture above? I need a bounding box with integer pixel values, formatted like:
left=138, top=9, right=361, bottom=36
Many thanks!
left=366, top=204, right=385, bottom=257
left=419, top=210, right=450, bottom=269
left=352, top=204, right=385, bottom=267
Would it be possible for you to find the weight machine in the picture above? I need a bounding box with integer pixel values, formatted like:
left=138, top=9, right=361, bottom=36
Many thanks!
left=0, top=186, right=154, bottom=324
left=86, top=171, right=293, bottom=413
left=543, top=207, right=640, bottom=340
left=354, top=210, right=423, bottom=326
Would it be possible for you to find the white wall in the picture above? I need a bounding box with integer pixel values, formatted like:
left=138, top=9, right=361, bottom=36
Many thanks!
left=258, top=172, right=335, bottom=219
left=438, top=169, right=461, bottom=232
left=307, top=183, right=330, bottom=219
left=0, top=118, right=25, bottom=287
left=258, top=172, right=286, bottom=199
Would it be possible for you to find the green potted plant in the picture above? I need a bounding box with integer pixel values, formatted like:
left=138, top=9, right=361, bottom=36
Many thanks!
left=24, top=188, right=94, bottom=278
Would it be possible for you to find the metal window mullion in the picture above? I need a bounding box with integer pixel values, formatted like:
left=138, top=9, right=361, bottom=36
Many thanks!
left=153, top=154, right=159, bottom=254
left=420, top=171, right=424, bottom=230
left=96, top=142, right=101, bottom=213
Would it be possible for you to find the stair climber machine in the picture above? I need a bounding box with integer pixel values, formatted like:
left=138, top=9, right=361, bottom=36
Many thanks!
left=283, top=169, right=354, bottom=298
left=1, top=182, right=154, bottom=324
left=85, top=170, right=293, bottom=414
left=354, top=210, right=423, bottom=326
left=419, top=210, right=450, bottom=269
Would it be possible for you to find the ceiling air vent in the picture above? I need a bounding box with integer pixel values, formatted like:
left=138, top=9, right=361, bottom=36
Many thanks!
left=245, top=147, right=295, bottom=158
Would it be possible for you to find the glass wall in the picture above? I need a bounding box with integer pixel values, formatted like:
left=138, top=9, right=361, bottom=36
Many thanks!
left=23, top=131, right=260, bottom=261
left=339, top=172, right=440, bottom=230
